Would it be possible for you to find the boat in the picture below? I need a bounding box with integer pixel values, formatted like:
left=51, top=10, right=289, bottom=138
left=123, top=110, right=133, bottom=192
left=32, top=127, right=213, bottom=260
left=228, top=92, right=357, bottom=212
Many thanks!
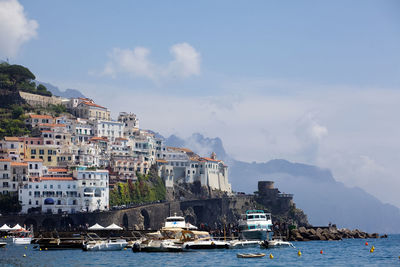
left=83, top=233, right=127, bottom=251
left=229, top=239, right=260, bottom=248
left=132, top=239, right=183, bottom=252
left=162, top=213, right=197, bottom=230
left=0, top=242, right=6, bottom=248
left=181, top=230, right=230, bottom=249
left=36, top=238, right=84, bottom=250
left=238, top=210, right=273, bottom=240
left=237, top=253, right=266, bottom=258
left=12, top=229, right=33, bottom=245
left=260, top=239, right=295, bottom=248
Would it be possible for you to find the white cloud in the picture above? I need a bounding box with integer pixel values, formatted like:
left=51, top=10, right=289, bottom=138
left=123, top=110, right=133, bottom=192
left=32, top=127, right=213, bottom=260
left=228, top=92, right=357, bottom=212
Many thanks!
left=0, top=0, right=38, bottom=58
left=99, top=42, right=201, bottom=81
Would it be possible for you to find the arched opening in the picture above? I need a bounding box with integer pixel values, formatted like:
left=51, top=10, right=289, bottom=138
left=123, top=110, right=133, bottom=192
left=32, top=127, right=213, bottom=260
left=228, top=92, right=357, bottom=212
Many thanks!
left=41, top=218, right=57, bottom=231
left=23, top=218, right=37, bottom=231
left=141, top=209, right=150, bottom=230
left=185, top=215, right=196, bottom=225
left=44, top=198, right=55, bottom=205
left=123, top=214, right=129, bottom=230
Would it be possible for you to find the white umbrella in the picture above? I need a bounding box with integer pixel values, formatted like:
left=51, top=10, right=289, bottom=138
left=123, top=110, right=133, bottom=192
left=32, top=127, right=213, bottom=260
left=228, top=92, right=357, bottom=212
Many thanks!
left=0, top=224, right=11, bottom=231
left=88, top=223, right=105, bottom=230
left=11, top=224, right=24, bottom=230
left=105, top=223, right=123, bottom=230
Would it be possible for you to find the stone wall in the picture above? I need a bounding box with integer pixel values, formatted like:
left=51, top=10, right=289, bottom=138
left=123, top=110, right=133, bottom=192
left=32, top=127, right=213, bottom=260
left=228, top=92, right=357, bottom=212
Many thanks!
left=19, top=91, right=63, bottom=107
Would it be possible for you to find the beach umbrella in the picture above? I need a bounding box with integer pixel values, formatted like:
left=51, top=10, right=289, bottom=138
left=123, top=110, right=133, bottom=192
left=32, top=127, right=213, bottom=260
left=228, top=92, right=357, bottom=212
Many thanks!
left=0, top=224, right=11, bottom=231
left=88, top=223, right=105, bottom=230
left=11, top=224, right=24, bottom=230
left=105, top=223, right=123, bottom=230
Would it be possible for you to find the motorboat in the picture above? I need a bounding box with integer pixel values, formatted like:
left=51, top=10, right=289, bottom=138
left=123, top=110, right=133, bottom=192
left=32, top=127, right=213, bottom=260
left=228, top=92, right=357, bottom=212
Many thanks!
left=229, top=240, right=260, bottom=248
left=0, top=242, right=6, bottom=248
left=162, top=214, right=197, bottom=230
left=260, top=239, right=295, bottom=248
left=12, top=229, right=33, bottom=245
left=181, top=230, right=230, bottom=249
left=132, top=239, right=183, bottom=252
left=238, top=210, right=273, bottom=240
left=237, top=253, right=266, bottom=258
left=83, top=233, right=127, bottom=251
left=83, top=239, right=128, bottom=251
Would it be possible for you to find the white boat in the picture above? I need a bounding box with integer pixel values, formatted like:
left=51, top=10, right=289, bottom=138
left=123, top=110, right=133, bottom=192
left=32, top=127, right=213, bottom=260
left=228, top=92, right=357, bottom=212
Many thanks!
left=0, top=242, right=6, bottom=248
left=237, top=253, right=266, bottom=258
left=13, top=237, right=32, bottom=245
left=83, top=239, right=128, bottom=251
left=238, top=210, right=273, bottom=240
left=181, top=230, right=230, bottom=249
left=260, top=239, right=295, bottom=248
left=163, top=213, right=197, bottom=230
left=132, top=239, right=183, bottom=252
left=229, top=240, right=260, bottom=248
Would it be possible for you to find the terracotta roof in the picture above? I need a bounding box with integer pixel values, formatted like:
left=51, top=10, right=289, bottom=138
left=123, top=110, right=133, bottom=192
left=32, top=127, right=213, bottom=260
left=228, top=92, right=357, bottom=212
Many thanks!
left=201, top=157, right=220, bottom=162
left=81, top=101, right=106, bottom=109
left=40, top=177, right=74, bottom=181
left=0, top=158, right=11, bottom=162
left=4, top=137, right=20, bottom=142
left=115, top=138, right=128, bottom=141
left=167, top=147, right=193, bottom=153
left=29, top=114, right=53, bottom=119
left=11, top=162, right=28, bottom=167
left=156, top=159, right=168, bottom=163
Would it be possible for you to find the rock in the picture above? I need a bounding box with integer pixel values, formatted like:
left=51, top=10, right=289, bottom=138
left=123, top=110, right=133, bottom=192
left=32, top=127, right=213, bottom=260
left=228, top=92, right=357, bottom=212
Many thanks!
left=371, top=233, right=380, bottom=238
left=309, top=228, right=316, bottom=235
left=381, top=234, right=388, bottom=238
left=298, top=226, right=307, bottom=234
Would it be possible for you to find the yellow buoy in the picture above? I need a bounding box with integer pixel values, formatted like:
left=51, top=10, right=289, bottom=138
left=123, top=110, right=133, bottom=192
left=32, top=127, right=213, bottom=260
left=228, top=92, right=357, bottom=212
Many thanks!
left=124, top=247, right=127, bottom=250
left=370, top=248, right=374, bottom=253
left=269, top=254, right=274, bottom=259
left=298, top=250, right=302, bottom=256
left=23, top=254, right=26, bottom=257
left=39, top=248, right=42, bottom=251
left=25, top=246, right=27, bottom=249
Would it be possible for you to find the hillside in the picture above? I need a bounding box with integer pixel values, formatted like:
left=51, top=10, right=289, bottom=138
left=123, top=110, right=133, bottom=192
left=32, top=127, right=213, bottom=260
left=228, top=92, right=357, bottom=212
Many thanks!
left=164, top=133, right=400, bottom=234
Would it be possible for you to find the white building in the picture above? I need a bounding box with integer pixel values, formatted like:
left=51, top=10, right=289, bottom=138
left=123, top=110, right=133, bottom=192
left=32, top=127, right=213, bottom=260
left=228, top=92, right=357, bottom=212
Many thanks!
left=118, top=112, right=139, bottom=137
left=94, top=120, right=124, bottom=142
left=19, top=168, right=109, bottom=214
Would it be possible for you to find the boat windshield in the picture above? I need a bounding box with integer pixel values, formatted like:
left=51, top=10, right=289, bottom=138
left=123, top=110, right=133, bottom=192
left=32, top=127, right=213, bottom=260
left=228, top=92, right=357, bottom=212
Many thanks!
left=166, top=218, right=184, bottom=222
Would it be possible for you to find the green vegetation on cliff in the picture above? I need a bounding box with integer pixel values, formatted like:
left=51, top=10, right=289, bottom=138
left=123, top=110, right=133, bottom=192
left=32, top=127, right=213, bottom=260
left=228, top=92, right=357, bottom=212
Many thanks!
left=109, top=166, right=166, bottom=206
left=0, top=194, right=21, bottom=214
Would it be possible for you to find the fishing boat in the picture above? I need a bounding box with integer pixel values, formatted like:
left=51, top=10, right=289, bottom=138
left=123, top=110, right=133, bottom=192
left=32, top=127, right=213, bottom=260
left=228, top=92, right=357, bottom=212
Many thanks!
left=260, top=239, right=295, bottom=248
left=237, top=253, right=266, bottom=258
left=238, top=210, right=273, bottom=240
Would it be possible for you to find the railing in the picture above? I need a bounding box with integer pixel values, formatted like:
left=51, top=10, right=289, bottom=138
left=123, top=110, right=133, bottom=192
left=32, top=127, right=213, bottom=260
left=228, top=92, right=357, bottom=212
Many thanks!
left=278, top=193, right=293, bottom=198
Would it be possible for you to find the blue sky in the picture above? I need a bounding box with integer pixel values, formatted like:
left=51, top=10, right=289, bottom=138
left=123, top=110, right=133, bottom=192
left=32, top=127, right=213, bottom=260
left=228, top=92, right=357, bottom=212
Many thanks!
left=1, top=0, right=400, bottom=208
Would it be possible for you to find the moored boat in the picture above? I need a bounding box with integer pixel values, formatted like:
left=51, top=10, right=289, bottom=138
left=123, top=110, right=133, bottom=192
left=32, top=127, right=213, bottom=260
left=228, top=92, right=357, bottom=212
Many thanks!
left=0, top=242, right=6, bottom=248
left=229, top=240, right=260, bottom=248
left=238, top=210, right=273, bottom=240
left=237, top=253, right=266, bottom=258
left=260, top=239, right=294, bottom=248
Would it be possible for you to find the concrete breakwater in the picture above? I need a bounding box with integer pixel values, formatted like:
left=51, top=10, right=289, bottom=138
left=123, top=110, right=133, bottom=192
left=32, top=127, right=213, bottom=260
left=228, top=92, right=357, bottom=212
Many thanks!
left=288, top=226, right=387, bottom=241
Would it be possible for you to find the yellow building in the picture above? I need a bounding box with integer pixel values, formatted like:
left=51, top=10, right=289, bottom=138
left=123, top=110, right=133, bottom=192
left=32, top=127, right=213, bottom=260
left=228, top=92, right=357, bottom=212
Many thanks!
left=25, top=144, right=60, bottom=167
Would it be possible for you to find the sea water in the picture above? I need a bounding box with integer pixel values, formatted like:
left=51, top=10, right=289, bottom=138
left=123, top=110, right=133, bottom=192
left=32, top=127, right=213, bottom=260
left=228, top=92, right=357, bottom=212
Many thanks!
left=1, top=235, right=399, bottom=267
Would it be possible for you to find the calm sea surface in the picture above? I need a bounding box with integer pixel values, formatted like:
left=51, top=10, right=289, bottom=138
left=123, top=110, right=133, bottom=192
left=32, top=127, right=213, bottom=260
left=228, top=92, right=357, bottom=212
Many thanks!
left=1, top=235, right=399, bottom=267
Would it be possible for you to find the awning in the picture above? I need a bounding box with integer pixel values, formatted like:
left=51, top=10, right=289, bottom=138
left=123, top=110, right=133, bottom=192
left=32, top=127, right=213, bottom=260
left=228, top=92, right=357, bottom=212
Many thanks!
left=88, top=223, right=105, bottom=230
left=0, top=224, right=11, bottom=231
left=11, top=224, right=24, bottom=230
left=105, top=223, right=123, bottom=230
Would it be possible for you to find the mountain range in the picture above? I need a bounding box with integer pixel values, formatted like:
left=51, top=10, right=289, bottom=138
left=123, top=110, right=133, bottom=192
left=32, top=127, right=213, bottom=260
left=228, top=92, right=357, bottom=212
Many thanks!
left=35, top=81, right=86, bottom=99
left=164, top=133, right=400, bottom=234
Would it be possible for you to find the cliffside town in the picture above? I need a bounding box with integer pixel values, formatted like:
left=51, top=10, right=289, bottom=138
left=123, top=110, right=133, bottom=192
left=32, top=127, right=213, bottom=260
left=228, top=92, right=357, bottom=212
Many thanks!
left=0, top=89, right=232, bottom=215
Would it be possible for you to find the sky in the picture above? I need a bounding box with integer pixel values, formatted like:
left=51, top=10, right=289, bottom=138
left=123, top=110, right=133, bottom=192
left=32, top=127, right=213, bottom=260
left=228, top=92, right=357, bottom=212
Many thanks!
left=1, top=0, right=400, bottom=207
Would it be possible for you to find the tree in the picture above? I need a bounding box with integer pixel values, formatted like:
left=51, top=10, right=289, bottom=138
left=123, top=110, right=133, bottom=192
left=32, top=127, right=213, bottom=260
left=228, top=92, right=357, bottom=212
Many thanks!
left=0, top=64, right=35, bottom=87
left=11, top=105, right=24, bottom=119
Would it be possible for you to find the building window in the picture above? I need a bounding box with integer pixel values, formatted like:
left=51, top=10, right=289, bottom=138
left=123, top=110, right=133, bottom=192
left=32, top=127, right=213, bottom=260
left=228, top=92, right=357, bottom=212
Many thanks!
left=31, top=149, right=36, bottom=155
left=48, top=156, right=52, bottom=162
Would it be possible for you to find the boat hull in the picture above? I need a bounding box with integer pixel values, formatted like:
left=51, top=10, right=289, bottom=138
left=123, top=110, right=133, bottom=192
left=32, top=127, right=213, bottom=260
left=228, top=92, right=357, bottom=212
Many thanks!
left=83, top=241, right=127, bottom=251
left=240, top=230, right=269, bottom=241
left=13, top=238, right=32, bottom=245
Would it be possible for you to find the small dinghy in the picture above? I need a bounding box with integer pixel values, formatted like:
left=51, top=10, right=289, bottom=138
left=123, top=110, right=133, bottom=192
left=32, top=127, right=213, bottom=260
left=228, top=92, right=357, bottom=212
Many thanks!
left=0, top=242, right=6, bottom=248
left=236, top=253, right=266, bottom=258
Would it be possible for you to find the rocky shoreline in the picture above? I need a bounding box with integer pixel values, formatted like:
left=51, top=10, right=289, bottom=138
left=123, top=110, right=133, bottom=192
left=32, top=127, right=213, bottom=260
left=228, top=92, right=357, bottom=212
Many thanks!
left=288, top=226, right=388, bottom=241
